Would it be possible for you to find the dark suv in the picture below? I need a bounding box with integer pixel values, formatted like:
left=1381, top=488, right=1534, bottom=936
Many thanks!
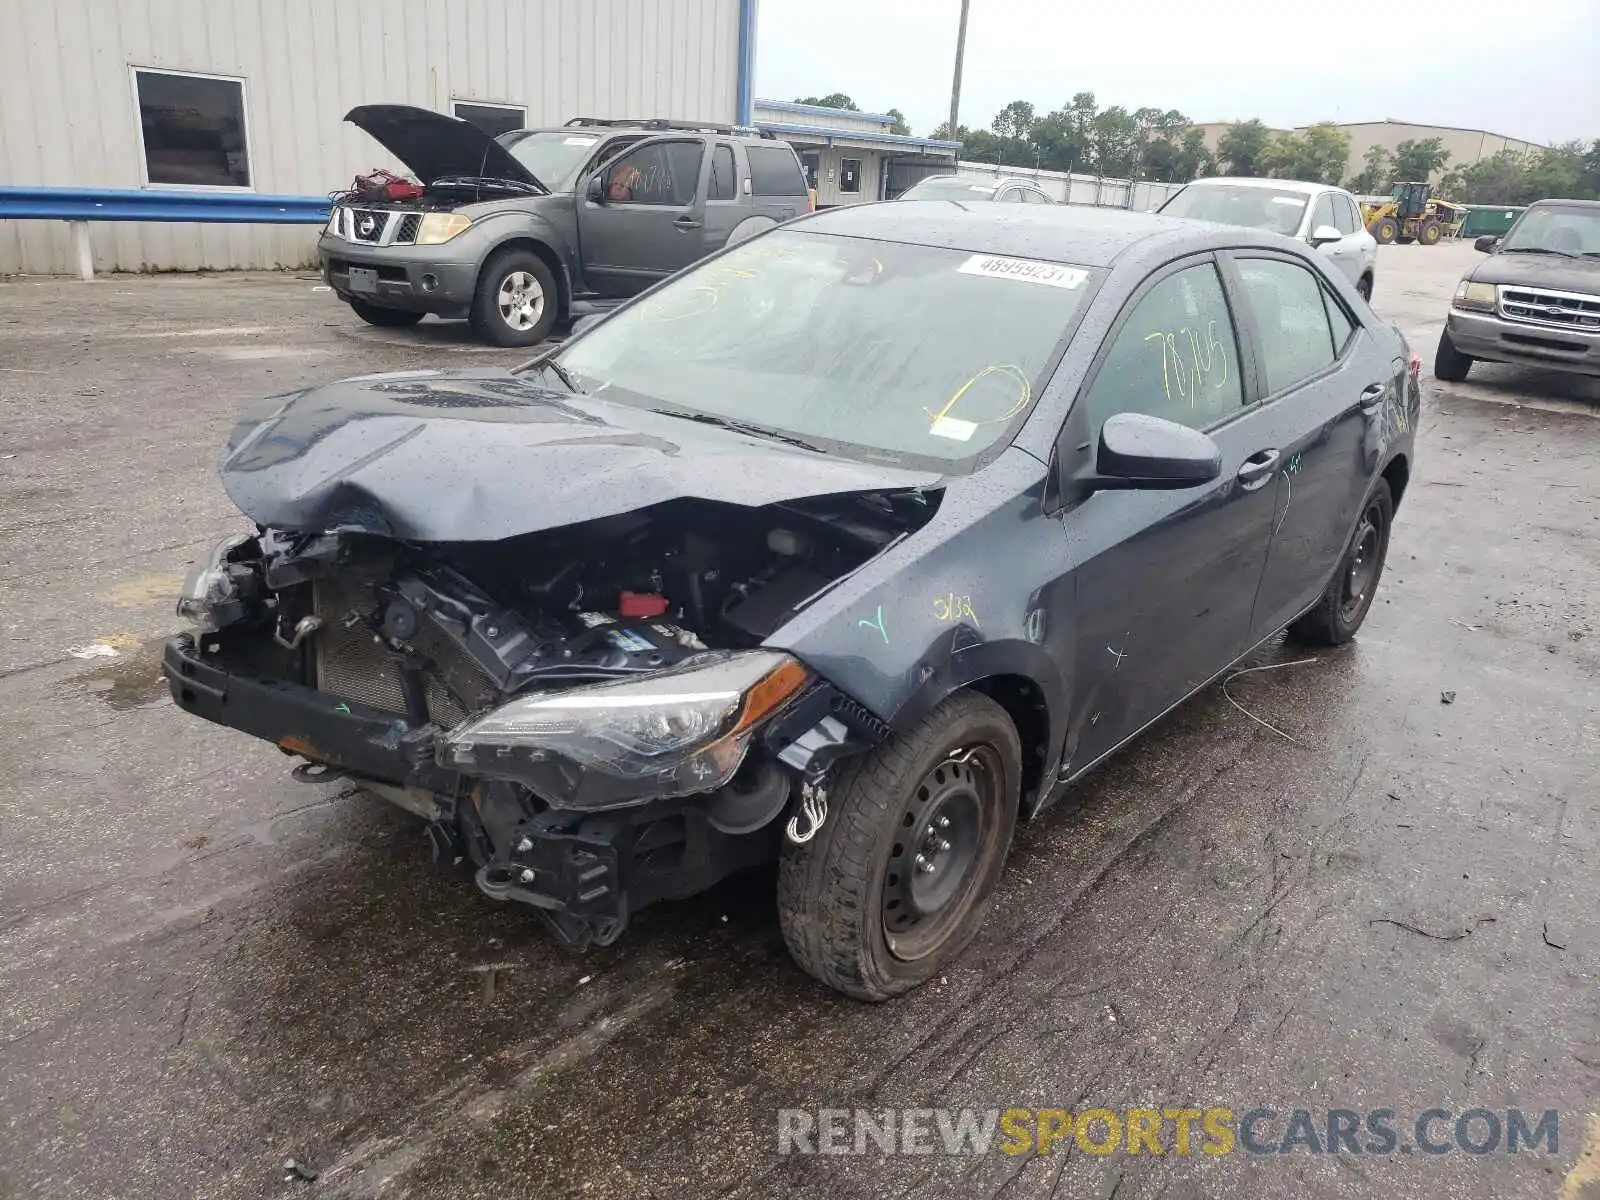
left=318, top=106, right=811, bottom=345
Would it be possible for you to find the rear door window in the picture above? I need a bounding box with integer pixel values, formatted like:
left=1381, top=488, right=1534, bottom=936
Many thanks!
left=1078, top=261, right=1244, bottom=435
left=1234, top=257, right=1338, bottom=394
left=747, top=145, right=808, bottom=196
left=709, top=145, right=738, bottom=201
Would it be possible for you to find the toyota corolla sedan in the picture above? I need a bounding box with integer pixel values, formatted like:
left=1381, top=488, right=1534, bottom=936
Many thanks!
left=168, top=203, right=1419, bottom=1001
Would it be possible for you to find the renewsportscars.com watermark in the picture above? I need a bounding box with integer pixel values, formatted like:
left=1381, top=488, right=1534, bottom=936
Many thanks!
left=777, top=1106, right=1562, bottom=1158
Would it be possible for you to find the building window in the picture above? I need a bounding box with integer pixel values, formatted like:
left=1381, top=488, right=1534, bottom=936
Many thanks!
left=453, top=101, right=526, bottom=139
left=132, top=67, right=251, bottom=189
left=840, top=157, right=862, bottom=194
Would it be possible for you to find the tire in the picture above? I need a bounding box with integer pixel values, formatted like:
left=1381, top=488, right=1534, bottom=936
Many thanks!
left=1288, top=479, right=1393, bottom=646
left=469, top=250, right=559, bottom=347
left=777, top=691, right=1022, bottom=1001
left=1356, top=274, right=1373, bottom=302
left=1417, top=219, right=1442, bottom=246
left=348, top=300, right=425, bottom=328
left=1434, top=330, right=1472, bottom=382
left=1372, top=217, right=1400, bottom=245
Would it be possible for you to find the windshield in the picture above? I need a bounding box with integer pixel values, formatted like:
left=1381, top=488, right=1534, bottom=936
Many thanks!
left=499, top=130, right=606, bottom=191
left=1500, top=204, right=1600, bottom=257
left=552, top=230, right=1101, bottom=469
left=898, top=177, right=1001, bottom=201
left=1160, top=184, right=1309, bottom=237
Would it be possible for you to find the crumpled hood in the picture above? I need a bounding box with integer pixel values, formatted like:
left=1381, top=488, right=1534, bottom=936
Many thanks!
left=221, top=369, right=940, bottom=541
left=1471, top=251, right=1600, bottom=293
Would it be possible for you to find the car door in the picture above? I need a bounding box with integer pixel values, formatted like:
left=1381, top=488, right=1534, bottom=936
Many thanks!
left=700, top=142, right=744, bottom=255
left=1224, top=251, right=1381, bottom=638
left=576, top=137, right=708, bottom=297
left=1305, top=192, right=1354, bottom=282
left=1057, top=255, right=1280, bottom=774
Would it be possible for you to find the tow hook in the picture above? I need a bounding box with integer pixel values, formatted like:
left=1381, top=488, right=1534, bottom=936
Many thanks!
left=785, top=776, right=830, bottom=845
left=274, top=614, right=322, bottom=651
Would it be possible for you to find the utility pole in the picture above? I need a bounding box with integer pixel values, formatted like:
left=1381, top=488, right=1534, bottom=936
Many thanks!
left=947, top=0, right=971, bottom=140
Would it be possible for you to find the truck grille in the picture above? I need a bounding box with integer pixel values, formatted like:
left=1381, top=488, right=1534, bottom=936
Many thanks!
left=312, top=580, right=493, bottom=728
left=330, top=206, right=421, bottom=247
left=1499, top=286, right=1600, bottom=332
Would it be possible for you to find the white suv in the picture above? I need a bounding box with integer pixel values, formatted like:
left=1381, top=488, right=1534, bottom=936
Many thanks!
left=1159, top=177, right=1379, bottom=300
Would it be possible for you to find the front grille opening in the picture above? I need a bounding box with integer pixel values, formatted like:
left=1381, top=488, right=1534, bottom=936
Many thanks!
left=312, top=580, right=493, bottom=728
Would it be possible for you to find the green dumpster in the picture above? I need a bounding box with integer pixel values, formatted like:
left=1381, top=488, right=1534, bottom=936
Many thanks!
left=1460, top=206, right=1525, bottom=238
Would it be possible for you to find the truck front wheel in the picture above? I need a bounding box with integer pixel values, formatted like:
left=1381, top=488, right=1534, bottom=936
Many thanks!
left=470, top=250, right=559, bottom=347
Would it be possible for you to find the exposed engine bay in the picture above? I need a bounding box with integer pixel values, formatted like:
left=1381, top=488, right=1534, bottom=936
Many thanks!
left=170, top=493, right=931, bottom=945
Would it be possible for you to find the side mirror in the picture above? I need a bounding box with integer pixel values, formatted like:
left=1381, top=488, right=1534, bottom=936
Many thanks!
left=1309, top=225, right=1343, bottom=247
left=1091, top=412, right=1222, bottom=490
left=586, top=174, right=607, bottom=204
left=1474, top=235, right=1498, bottom=253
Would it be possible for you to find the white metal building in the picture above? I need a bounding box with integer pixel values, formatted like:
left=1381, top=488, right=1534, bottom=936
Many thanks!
left=753, top=100, right=959, bottom=207
left=0, top=0, right=758, bottom=275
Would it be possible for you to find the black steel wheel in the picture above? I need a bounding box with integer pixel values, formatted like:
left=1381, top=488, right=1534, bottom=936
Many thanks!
left=1434, top=330, right=1472, bottom=383
left=777, top=691, right=1021, bottom=1001
left=1289, top=478, right=1393, bottom=646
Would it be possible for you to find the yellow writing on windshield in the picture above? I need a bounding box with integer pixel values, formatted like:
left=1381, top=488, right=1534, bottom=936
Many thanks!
left=1144, top=321, right=1230, bottom=407
left=925, top=364, right=1033, bottom=430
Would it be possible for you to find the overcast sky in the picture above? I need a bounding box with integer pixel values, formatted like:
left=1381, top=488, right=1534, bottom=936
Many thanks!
left=756, top=0, right=1600, bottom=146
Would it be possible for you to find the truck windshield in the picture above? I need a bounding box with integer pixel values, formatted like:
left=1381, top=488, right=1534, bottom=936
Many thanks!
left=1500, top=204, right=1600, bottom=257
left=552, top=230, right=1102, bottom=471
left=499, top=130, right=607, bottom=191
left=1160, top=184, right=1309, bottom=237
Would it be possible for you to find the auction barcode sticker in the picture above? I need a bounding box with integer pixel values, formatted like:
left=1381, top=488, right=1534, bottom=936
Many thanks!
left=957, top=254, right=1088, bottom=289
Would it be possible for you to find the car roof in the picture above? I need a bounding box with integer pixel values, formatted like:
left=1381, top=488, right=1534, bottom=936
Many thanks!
left=797, top=200, right=1257, bottom=268
left=1183, top=176, right=1343, bottom=196
left=1528, top=197, right=1600, bottom=209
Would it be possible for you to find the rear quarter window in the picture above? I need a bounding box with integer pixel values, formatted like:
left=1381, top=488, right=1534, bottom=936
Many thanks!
left=747, top=145, right=808, bottom=196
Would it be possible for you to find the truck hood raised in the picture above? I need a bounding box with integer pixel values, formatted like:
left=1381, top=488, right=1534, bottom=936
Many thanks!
left=344, top=104, right=548, bottom=192
left=220, top=369, right=940, bottom=541
left=1471, top=251, right=1600, bottom=293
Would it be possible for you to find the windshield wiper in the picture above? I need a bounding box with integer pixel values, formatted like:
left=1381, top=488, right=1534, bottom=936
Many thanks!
left=538, top=357, right=583, bottom=393
left=647, top=409, right=828, bottom=454
left=1501, top=246, right=1578, bottom=257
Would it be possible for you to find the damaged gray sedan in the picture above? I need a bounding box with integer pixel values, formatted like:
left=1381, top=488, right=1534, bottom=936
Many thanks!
left=168, top=202, right=1418, bottom=1000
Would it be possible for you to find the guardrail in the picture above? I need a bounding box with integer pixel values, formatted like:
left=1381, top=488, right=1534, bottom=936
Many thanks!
left=0, top=186, right=330, bottom=280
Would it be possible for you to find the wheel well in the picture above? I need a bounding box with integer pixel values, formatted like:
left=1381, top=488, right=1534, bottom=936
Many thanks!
left=1382, top=454, right=1410, bottom=512
left=487, top=238, right=569, bottom=318
left=967, top=675, right=1051, bottom=806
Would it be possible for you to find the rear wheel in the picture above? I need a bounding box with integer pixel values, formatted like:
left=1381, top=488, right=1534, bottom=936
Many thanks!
left=777, top=692, right=1021, bottom=1001
left=1288, top=479, right=1393, bottom=646
left=1417, top=218, right=1442, bottom=246
left=1434, top=329, right=1472, bottom=382
left=348, top=300, right=425, bottom=328
left=1372, top=216, right=1400, bottom=245
left=469, top=250, right=559, bottom=347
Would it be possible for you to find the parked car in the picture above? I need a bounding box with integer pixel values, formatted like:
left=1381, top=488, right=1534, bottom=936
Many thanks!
left=897, top=174, right=1054, bottom=203
left=1159, top=177, right=1378, bottom=300
left=319, top=106, right=812, bottom=346
left=1434, top=197, right=1600, bottom=382
left=170, top=203, right=1418, bottom=1000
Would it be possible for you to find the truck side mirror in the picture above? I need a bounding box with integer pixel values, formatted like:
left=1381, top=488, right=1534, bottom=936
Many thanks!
left=586, top=174, right=607, bottom=205
left=1474, top=235, right=1498, bottom=253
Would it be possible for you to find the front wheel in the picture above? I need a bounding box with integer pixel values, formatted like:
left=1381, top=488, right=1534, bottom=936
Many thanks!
left=1434, top=330, right=1472, bottom=382
left=1288, top=479, right=1393, bottom=646
left=777, top=692, right=1021, bottom=1001
left=348, top=300, right=425, bottom=328
left=469, top=250, right=559, bottom=347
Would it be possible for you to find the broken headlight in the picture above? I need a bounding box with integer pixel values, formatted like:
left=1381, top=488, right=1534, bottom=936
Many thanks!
left=439, top=651, right=810, bottom=808
left=175, top=533, right=257, bottom=633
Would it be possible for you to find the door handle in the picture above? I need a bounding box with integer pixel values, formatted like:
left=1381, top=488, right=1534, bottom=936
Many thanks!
left=1359, top=383, right=1386, bottom=411
left=1237, top=448, right=1280, bottom=489
left=673, top=216, right=703, bottom=230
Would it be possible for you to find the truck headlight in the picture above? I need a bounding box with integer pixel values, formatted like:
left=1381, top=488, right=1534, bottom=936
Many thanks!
left=1453, top=280, right=1497, bottom=312
left=176, top=533, right=257, bottom=633
left=415, top=212, right=472, bottom=245
left=325, top=206, right=342, bottom=237
left=440, top=651, right=811, bottom=808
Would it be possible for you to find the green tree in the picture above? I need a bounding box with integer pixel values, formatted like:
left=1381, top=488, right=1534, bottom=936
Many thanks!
left=1217, top=119, right=1272, bottom=176
left=1260, top=123, right=1349, bottom=184
left=1091, top=105, right=1142, bottom=177
left=1393, top=138, right=1451, bottom=181
left=991, top=100, right=1036, bottom=141
left=886, top=108, right=910, bottom=136
left=1347, top=143, right=1395, bottom=194
left=794, top=93, right=858, bottom=111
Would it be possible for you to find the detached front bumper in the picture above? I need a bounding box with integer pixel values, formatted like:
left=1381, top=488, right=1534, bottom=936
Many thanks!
left=1446, top=309, right=1600, bottom=377
left=317, top=233, right=480, bottom=315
